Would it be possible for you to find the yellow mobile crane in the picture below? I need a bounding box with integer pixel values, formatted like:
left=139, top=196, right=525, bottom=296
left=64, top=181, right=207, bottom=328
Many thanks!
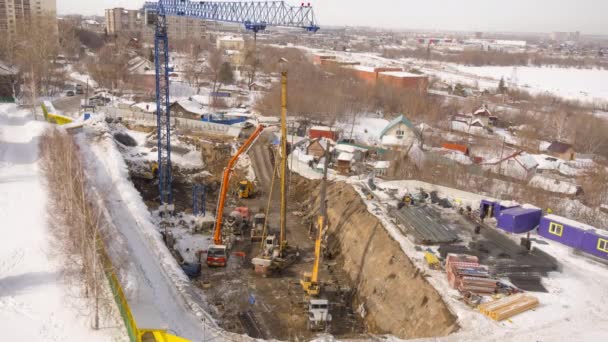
left=301, top=147, right=329, bottom=296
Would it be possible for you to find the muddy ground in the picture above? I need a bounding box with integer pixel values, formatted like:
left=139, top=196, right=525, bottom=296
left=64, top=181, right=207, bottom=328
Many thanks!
left=126, top=127, right=458, bottom=340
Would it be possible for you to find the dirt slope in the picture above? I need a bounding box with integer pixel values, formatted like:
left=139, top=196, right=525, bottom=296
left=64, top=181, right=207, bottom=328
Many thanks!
left=320, top=182, right=459, bottom=339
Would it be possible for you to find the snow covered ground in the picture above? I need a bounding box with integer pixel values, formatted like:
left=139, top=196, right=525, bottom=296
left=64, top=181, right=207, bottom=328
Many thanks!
left=454, top=65, right=608, bottom=104
left=0, top=104, right=125, bottom=341
left=75, top=116, right=249, bottom=341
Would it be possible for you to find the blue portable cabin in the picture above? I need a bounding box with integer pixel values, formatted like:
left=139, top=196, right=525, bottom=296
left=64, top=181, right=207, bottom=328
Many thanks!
left=580, top=228, right=608, bottom=260
left=480, top=199, right=519, bottom=220
left=496, top=206, right=542, bottom=233
left=538, top=214, right=587, bottom=249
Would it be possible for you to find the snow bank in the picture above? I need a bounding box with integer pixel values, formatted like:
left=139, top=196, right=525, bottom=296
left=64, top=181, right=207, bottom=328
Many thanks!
left=76, top=117, right=220, bottom=339
left=0, top=104, right=125, bottom=341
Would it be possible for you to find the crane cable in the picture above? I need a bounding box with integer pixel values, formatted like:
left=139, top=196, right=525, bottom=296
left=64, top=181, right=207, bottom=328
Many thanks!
left=260, top=148, right=280, bottom=249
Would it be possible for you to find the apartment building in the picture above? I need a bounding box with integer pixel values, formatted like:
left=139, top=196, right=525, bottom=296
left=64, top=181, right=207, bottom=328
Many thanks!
left=0, top=0, right=56, bottom=38
left=141, top=9, right=208, bottom=41
left=105, top=7, right=140, bottom=35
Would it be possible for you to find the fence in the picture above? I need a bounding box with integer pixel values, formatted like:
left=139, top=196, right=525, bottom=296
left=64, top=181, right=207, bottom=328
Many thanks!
left=104, top=107, right=242, bottom=137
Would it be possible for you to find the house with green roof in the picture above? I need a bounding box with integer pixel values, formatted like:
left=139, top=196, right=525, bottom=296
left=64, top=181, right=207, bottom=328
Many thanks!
left=379, top=114, right=420, bottom=149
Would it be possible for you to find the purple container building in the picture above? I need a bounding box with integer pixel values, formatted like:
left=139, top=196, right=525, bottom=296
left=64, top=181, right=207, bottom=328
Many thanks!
left=581, top=229, right=608, bottom=260
left=497, top=207, right=542, bottom=233
left=480, top=199, right=519, bottom=220
left=539, top=214, right=586, bottom=248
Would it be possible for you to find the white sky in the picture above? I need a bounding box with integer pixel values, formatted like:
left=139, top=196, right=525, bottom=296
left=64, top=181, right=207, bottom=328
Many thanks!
left=57, top=0, right=608, bottom=35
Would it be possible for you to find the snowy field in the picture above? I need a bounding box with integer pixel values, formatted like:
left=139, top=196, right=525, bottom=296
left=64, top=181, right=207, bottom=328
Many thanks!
left=454, top=65, right=608, bottom=103
left=0, top=105, right=124, bottom=341
left=293, top=45, right=608, bottom=105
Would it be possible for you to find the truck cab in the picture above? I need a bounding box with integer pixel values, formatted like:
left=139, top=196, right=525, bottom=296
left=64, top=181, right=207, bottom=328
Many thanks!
left=206, top=245, right=228, bottom=267
left=307, top=299, right=332, bottom=331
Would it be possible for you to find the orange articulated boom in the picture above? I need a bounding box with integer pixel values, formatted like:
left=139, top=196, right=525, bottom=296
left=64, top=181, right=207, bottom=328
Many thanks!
left=213, top=125, right=265, bottom=245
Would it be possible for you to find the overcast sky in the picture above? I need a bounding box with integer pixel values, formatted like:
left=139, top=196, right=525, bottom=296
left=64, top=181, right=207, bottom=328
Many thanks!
left=58, top=0, right=608, bottom=35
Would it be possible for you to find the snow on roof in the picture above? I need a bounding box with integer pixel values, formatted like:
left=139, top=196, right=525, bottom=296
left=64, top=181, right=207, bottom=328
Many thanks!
left=374, top=160, right=390, bottom=169
left=515, top=153, right=539, bottom=170
left=349, top=65, right=376, bottom=73
left=379, top=71, right=426, bottom=78
left=544, top=214, right=603, bottom=234
left=335, top=143, right=368, bottom=153
left=337, top=152, right=354, bottom=162
left=379, top=114, right=418, bottom=138
left=474, top=105, right=491, bottom=116
left=528, top=175, right=578, bottom=195
left=530, top=154, right=562, bottom=170
left=174, top=99, right=204, bottom=115
left=310, top=125, right=338, bottom=132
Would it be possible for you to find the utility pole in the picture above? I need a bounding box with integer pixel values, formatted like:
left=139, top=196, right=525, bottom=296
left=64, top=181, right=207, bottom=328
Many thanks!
left=279, top=58, right=288, bottom=255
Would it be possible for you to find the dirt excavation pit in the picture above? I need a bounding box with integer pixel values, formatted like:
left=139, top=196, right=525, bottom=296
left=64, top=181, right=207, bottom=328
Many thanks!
left=120, top=125, right=458, bottom=340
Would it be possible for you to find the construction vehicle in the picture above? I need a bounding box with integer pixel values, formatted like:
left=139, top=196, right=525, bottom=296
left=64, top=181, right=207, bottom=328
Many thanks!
left=206, top=245, right=228, bottom=267
left=213, top=125, right=265, bottom=255
left=301, top=146, right=330, bottom=296
left=251, top=213, right=266, bottom=241
left=140, top=161, right=159, bottom=180
left=238, top=180, right=255, bottom=198
left=181, top=250, right=203, bottom=278
left=307, top=299, right=332, bottom=331
left=225, top=207, right=251, bottom=236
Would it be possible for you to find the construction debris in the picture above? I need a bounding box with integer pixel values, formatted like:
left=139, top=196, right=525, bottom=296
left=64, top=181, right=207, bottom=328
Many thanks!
left=478, top=293, right=539, bottom=321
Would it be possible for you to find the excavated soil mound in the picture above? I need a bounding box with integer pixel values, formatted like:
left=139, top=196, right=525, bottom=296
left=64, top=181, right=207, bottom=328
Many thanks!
left=313, top=181, right=459, bottom=339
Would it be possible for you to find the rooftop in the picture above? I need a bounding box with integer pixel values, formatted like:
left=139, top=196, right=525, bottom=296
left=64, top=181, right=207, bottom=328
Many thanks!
left=547, top=141, right=573, bottom=153
left=379, top=71, right=427, bottom=78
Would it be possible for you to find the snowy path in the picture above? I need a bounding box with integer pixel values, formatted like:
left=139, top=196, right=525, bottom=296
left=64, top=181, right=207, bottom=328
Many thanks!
left=0, top=105, right=123, bottom=341
left=78, top=126, right=211, bottom=340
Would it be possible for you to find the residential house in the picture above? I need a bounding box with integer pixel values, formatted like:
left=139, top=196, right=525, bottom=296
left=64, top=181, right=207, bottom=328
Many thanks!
left=373, top=160, right=390, bottom=177
left=334, top=143, right=368, bottom=162
left=547, top=141, right=575, bottom=161
left=336, top=152, right=354, bottom=174
left=501, top=153, right=539, bottom=181
left=306, top=138, right=330, bottom=160
left=127, top=56, right=156, bottom=91
left=170, top=99, right=204, bottom=120
left=309, top=126, right=340, bottom=141
left=216, top=35, right=245, bottom=51
left=472, top=105, right=492, bottom=126
left=379, top=114, right=420, bottom=150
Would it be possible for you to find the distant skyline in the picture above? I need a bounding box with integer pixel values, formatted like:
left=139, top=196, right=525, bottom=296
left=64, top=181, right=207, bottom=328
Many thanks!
left=57, top=0, right=608, bottom=35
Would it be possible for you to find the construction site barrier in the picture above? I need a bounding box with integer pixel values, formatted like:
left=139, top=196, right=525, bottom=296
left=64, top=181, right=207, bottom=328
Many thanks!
left=104, top=107, right=242, bottom=137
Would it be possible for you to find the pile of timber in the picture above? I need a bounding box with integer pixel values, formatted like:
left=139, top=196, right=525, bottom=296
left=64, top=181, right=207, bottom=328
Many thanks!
left=446, top=254, right=499, bottom=295
left=478, top=293, right=539, bottom=321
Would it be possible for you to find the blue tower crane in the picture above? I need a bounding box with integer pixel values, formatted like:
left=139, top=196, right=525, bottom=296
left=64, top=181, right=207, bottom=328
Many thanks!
left=153, top=1, right=174, bottom=215
left=148, top=0, right=319, bottom=215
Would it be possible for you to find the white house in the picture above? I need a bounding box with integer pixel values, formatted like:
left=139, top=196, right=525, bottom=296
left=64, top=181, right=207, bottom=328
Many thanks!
left=379, top=114, right=420, bottom=149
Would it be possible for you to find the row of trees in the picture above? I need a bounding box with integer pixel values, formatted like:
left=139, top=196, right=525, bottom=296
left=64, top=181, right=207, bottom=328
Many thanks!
left=40, top=129, right=120, bottom=330
left=254, top=46, right=441, bottom=124
left=381, top=47, right=608, bottom=69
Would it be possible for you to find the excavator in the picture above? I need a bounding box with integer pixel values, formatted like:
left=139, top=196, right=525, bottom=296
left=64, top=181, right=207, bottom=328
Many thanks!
left=210, top=125, right=265, bottom=267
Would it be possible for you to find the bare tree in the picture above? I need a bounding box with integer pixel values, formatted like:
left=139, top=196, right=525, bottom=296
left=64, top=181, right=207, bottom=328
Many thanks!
left=243, top=47, right=261, bottom=90
left=574, top=114, right=608, bottom=155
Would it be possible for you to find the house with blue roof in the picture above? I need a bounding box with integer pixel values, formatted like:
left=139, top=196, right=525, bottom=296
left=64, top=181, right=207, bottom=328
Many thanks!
left=379, top=114, right=421, bottom=149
